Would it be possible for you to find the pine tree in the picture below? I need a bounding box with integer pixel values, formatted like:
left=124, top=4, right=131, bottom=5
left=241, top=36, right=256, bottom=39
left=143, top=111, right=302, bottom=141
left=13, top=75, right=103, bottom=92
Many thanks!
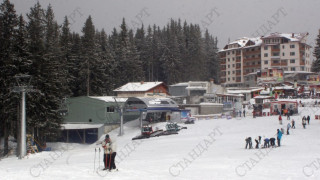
left=60, top=16, right=74, bottom=97
left=0, top=0, right=19, bottom=156
left=26, top=3, right=62, bottom=141
left=312, top=30, right=320, bottom=72
left=80, top=16, right=107, bottom=96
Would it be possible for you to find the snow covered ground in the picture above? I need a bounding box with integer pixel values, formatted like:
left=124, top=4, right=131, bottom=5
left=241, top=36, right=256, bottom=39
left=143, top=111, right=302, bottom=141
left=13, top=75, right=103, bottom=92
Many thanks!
left=1, top=101, right=320, bottom=180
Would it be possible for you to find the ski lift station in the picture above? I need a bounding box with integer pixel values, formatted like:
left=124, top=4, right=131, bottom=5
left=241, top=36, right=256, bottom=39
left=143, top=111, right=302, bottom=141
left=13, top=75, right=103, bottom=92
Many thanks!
left=60, top=96, right=187, bottom=144
left=124, top=97, right=189, bottom=127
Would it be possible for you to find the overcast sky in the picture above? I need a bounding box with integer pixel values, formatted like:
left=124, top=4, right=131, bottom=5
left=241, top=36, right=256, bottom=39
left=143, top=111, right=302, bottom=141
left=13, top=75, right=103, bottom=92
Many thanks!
left=10, top=0, right=320, bottom=55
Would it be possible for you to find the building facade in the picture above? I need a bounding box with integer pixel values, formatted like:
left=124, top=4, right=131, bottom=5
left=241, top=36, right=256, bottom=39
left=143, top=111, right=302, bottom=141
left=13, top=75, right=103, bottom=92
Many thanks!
left=219, top=32, right=312, bottom=87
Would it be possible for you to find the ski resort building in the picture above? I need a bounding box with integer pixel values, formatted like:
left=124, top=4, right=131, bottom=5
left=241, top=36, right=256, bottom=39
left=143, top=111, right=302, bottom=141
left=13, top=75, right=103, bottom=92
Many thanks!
left=113, top=81, right=169, bottom=98
left=60, top=96, right=127, bottom=144
left=219, top=32, right=312, bottom=87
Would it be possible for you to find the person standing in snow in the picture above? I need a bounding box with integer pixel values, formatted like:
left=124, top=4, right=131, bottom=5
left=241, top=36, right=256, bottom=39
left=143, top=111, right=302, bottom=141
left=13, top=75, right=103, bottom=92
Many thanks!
left=287, top=123, right=291, bottom=135
left=263, top=137, right=270, bottom=148
left=291, top=119, right=295, bottom=129
left=239, top=110, right=242, bottom=117
left=307, top=115, right=310, bottom=125
left=278, top=115, right=282, bottom=125
left=287, top=113, right=290, bottom=120
left=243, top=109, right=246, bottom=117
left=245, top=137, right=252, bottom=149
left=302, top=118, right=306, bottom=129
left=102, top=134, right=112, bottom=170
left=277, top=129, right=282, bottom=147
left=110, top=140, right=117, bottom=170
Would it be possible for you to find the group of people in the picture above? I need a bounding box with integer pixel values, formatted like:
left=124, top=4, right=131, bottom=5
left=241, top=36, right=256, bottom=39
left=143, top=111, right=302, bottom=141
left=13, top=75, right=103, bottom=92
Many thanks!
left=245, top=129, right=283, bottom=149
left=101, top=134, right=117, bottom=171
left=302, top=115, right=310, bottom=129
left=246, top=114, right=312, bottom=149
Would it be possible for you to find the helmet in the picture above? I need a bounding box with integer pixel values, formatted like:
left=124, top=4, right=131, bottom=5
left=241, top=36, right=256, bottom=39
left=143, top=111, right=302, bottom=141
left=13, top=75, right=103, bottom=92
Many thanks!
left=105, top=134, right=110, bottom=139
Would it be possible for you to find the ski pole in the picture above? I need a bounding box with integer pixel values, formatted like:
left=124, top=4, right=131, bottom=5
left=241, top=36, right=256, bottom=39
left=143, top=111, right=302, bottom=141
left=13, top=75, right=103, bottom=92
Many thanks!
left=99, top=147, right=101, bottom=170
left=94, top=148, right=96, bottom=172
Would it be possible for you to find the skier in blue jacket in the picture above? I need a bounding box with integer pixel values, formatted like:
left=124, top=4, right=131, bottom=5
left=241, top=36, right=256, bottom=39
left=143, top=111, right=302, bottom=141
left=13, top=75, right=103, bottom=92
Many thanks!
left=277, top=129, right=282, bottom=147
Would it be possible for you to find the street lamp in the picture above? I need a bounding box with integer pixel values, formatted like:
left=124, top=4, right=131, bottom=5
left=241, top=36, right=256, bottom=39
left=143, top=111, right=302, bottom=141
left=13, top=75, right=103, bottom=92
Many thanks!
left=12, top=74, right=35, bottom=159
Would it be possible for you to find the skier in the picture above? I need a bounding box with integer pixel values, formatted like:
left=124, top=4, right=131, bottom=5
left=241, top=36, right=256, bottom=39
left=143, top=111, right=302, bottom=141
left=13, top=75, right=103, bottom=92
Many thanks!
left=109, top=140, right=117, bottom=171
left=302, top=118, right=306, bottom=129
left=254, top=136, right=260, bottom=149
left=287, top=123, right=291, bottom=135
left=239, top=110, right=242, bottom=117
left=269, top=137, right=276, bottom=148
left=287, top=113, right=290, bottom=120
left=263, top=137, right=270, bottom=148
left=102, top=134, right=112, bottom=170
left=291, top=119, right=295, bottom=129
left=245, top=137, right=252, bottom=149
left=278, top=115, right=282, bottom=125
left=277, top=129, right=282, bottom=147
left=307, top=115, right=310, bottom=125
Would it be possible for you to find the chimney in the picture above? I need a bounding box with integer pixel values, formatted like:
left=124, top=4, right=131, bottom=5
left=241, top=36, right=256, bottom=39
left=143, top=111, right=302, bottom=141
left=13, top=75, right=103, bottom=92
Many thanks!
left=292, top=33, right=294, bottom=38
left=140, top=81, right=144, bottom=84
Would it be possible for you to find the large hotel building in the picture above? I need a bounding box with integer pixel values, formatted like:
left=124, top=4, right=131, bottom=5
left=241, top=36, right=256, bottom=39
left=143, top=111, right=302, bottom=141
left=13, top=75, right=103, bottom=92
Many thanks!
left=219, top=32, right=312, bottom=87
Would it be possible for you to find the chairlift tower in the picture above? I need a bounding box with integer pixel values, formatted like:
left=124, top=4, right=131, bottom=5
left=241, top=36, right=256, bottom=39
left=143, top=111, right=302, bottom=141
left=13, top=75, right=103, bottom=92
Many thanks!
left=12, top=74, right=36, bottom=159
left=113, top=97, right=124, bottom=136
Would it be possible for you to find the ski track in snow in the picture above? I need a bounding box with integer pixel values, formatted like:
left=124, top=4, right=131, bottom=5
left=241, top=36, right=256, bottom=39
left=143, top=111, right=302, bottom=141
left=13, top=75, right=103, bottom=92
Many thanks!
left=1, top=100, right=320, bottom=180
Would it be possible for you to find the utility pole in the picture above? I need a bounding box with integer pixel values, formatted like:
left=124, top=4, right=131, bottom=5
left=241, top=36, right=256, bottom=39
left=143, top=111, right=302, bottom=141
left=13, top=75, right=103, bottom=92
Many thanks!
left=113, top=97, right=124, bottom=136
left=12, top=74, right=36, bottom=159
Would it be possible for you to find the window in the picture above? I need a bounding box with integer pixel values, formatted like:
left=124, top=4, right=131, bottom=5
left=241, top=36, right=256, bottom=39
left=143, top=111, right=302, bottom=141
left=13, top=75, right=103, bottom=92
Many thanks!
left=291, top=67, right=296, bottom=71
left=228, top=58, right=230, bottom=62
left=228, top=78, right=230, bottom=81
left=233, top=57, right=235, bottom=61
left=290, top=59, right=295, bottom=63
left=282, top=45, right=285, bottom=49
left=301, top=66, right=305, bottom=71
left=264, top=60, right=268, bottom=64
left=232, top=51, right=235, bottom=54
left=290, top=44, right=295, bottom=48
left=228, top=65, right=230, bottom=68
left=233, top=71, right=235, bottom=74
left=227, top=52, right=230, bottom=55
left=232, top=77, right=235, bottom=80
left=282, top=52, right=285, bottom=56
left=264, top=53, right=268, bottom=57
left=290, top=52, right=295, bottom=56
left=106, top=106, right=115, bottom=113
left=228, top=71, right=230, bottom=75
left=272, top=52, right=279, bottom=56
left=264, top=46, right=268, bottom=50
left=232, top=64, right=235, bottom=67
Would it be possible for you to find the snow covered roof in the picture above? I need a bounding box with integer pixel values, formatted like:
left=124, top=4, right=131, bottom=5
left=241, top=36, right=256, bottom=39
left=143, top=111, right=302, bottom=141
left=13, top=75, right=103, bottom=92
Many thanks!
left=186, top=86, right=207, bottom=90
left=216, top=93, right=244, bottom=97
left=169, top=82, right=189, bottom=87
left=90, top=96, right=127, bottom=102
left=254, top=95, right=274, bottom=99
left=262, top=32, right=308, bottom=42
left=227, top=88, right=263, bottom=94
left=61, top=123, right=104, bottom=130
left=220, top=37, right=262, bottom=52
left=114, top=82, right=163, bottom=92
left=199, top=102, right=223, bottom=106
left=274, top=86, right=294, bottom=90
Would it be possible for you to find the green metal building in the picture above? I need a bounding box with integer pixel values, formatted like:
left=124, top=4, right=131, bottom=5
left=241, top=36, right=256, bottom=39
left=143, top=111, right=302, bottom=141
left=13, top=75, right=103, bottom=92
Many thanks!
left=60, top=96, right=127, bottom=144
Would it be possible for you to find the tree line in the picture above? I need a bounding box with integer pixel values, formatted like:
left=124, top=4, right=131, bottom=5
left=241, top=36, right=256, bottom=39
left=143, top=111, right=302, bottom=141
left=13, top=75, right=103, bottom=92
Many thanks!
left=0, top=0, right=219, bottom=155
